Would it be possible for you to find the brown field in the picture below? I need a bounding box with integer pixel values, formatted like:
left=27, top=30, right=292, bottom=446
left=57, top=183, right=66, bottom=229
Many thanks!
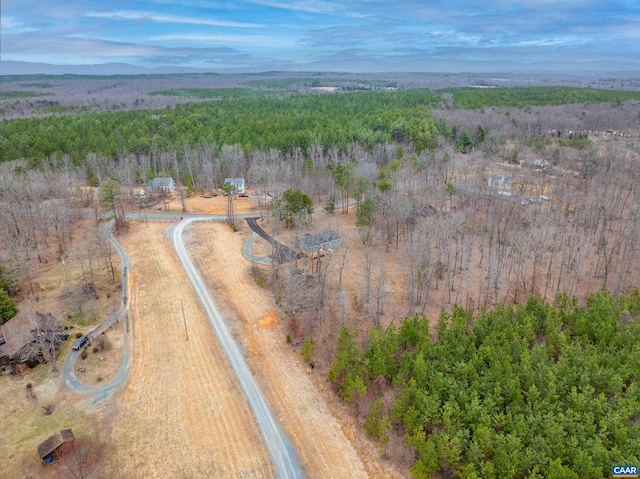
left=103, top=222, right=274, bottom=478
left=0, top=194, right=401, bottom=478
left=100, top=215, right=400, bottom=478
left=184, top=221, right=400, bottom=478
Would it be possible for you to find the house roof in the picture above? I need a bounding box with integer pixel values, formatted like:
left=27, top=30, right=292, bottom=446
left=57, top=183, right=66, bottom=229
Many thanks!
left=224, top=177, right=245, bottom=184
left=149, top=177, right=173, bottom=185
left=298, top=231, right=341, bottom=254
left=0, top=312, right=33, bottom=359
left=37, top=429, right=75, bottom=459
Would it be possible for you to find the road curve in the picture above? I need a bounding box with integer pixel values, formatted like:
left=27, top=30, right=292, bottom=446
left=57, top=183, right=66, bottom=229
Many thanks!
left=63, top=222, right=132, bottom=402
left=173, top=218, right=305, bottom=479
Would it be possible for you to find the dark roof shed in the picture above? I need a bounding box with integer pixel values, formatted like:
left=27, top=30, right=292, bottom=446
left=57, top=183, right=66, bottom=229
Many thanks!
left=38, top=429, right=75, bottom=462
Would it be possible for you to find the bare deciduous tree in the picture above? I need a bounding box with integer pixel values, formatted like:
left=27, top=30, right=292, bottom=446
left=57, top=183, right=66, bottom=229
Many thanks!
left=62, top=438, right=105, bottom=479
left=23, top=312, right=65, bottom=373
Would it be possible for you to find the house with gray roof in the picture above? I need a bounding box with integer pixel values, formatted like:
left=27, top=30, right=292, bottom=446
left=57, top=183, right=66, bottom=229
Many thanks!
left=148, top=177, right=175, bottom=193
left=224, top=178, right=246, bottom=194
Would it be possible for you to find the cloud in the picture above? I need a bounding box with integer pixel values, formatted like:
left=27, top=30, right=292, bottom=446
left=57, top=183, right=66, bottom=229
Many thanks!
left=85, top=10, right=262, bottom=28
left=1, top=16, right=38, bottom=33
left=247, top=0, right=343, bottom=15
left=148, top=33, right=294, bottom=48
left=3, top=0, right=640, bottom=70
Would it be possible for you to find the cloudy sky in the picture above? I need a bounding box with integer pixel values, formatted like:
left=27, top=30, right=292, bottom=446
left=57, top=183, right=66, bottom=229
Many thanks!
left=2, top=0, right=640, bottom=71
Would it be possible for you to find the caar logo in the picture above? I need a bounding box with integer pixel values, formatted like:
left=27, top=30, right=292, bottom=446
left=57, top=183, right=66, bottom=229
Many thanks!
left=612, top=465, right=638, bottom=478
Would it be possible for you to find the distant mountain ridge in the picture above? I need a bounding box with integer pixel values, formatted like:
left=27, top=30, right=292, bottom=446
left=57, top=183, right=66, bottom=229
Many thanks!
left=0, top=61, right=216, bottom=76
left=2, top=59, right=640, bottom=76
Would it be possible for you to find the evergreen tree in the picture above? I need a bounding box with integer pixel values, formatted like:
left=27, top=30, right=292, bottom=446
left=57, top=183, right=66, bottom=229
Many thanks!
left=0, top=288, right=18, bottom=324
left=475, top=123, right=486, bottom=144
left=457, top=128, right=473, bottom=153
left=273, top=189, right=314, bottom=227
left=99, top=178, right=122, bottom=218
left=356, top=198, right=376, bottom=228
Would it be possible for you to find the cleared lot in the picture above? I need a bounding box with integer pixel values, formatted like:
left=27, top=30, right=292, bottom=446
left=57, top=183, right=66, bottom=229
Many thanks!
left=185, top=221, right=395, bottom=478
left=105, top=223, right=274, bottom=478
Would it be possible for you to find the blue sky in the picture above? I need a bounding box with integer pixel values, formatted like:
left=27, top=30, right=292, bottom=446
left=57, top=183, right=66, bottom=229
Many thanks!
left=2, top=0, right=640, bottom=71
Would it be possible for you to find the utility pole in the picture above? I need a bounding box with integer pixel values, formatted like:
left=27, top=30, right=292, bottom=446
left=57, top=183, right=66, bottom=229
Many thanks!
left=61, top=257, right=68, bottom=281
left=181, top=299, right=188, bottom=341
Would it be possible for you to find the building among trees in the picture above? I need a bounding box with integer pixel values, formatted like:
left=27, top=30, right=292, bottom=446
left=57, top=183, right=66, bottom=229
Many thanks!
left=224, top=177, right=246, bottom=194
left=38, top=429, right=75, bottom=466
left=148, top=177, right=175, bottom=193
left=298, top=232, right=341, bottom=256
left=0, top=312, right=36, bottom=372
left=0, top=312, right=64, bottom=374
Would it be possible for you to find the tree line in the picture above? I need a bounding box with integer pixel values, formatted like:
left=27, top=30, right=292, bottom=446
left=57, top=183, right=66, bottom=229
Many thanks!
left=3, top=86, right=639, bottom=167
left=0, top=90, right=446, bottom=164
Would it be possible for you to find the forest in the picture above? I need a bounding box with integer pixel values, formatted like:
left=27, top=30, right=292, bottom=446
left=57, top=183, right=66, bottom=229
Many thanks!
left=3, top=86, right=640, bottom=164
left=329, top=291, right=640, bottom=478
left=1, top=77, right=640, bottom=477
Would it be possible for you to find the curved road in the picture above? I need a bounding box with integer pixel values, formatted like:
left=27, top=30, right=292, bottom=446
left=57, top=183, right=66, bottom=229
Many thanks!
left=62, top=222, right=132, bottom=403
left=173, top=218, right=305, bottom=479
left=63, top=213, right=305, bottom=476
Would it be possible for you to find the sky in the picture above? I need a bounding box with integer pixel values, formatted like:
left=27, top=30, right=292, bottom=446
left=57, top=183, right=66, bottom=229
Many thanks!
left=2, top=0, right=640, bottom=72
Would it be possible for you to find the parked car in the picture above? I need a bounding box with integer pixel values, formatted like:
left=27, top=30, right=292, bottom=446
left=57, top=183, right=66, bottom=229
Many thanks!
left=72, top=335, right=89, bottom=351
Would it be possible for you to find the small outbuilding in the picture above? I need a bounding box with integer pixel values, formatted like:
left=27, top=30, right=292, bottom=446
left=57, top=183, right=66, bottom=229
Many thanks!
left=148, top=177, right=175, bottom=193
left=38, top=429, right=75, bottom=466
left=224, top=178, right=246, bottom=194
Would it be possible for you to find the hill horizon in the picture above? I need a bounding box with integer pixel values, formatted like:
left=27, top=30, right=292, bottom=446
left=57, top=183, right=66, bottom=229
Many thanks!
left=3, top=59, right=640, bottom=77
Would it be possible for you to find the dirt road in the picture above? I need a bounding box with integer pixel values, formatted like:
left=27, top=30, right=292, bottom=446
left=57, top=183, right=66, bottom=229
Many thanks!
left=173, top=218, right=304, bottom=478
left=105, top=223, right=274, bottom=478
left=102, top=218, right=391, bottom=478
left=184, top=222, right=379, bottom=478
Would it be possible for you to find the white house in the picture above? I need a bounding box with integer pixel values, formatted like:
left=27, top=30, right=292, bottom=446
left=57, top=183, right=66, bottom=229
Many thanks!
left=148, top=177, right=175, bottom=193
left=224, top=178, right=246, bottom=194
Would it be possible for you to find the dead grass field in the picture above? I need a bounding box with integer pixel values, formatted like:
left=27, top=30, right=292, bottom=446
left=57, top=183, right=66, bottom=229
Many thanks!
left=0, top=363, right=99, bottom=478
left=185, top=221, right=402, bottom=478
left=103, top=222, right=274, bottom=478
left=1, top=197, right=395, bottom=479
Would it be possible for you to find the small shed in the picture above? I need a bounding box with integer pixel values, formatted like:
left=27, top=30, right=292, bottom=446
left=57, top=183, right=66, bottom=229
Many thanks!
left=38, top=429, right=75, bottom=466
left=298, top=231, right=341, bottom=256
left=148, top=177, right=175, bottom=193
left=224, top=178, right=246, bottom=194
